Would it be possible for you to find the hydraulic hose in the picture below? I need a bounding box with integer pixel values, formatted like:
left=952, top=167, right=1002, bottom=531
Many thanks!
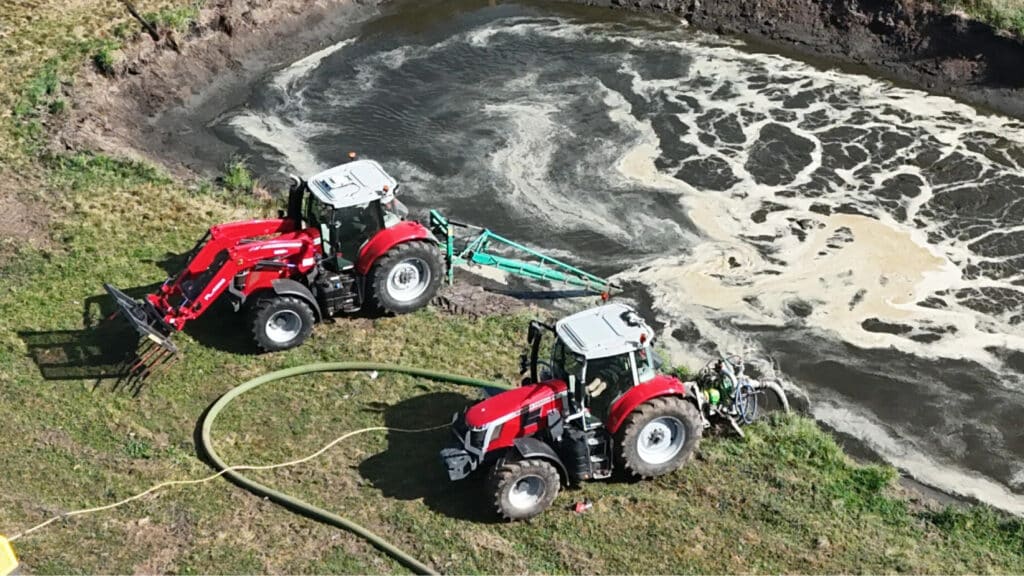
left=198, top=362, right=512, bottom=576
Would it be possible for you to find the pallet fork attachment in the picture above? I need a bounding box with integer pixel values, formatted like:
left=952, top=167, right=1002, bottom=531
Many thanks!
left=103, top=284, right=179, bottom=389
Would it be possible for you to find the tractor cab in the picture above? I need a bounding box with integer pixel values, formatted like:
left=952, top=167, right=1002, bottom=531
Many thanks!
left=528, top=303, right=659, bottom=425
left=289, top=159, right=409, bottom=270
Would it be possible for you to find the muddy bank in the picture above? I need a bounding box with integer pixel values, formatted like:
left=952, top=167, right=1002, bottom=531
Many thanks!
left=583, top=0, right=1024, bottom=119
left=57, top=0, right=383, bottom=173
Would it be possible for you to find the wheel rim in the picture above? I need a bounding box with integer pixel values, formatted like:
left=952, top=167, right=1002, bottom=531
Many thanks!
left=386, top=258, right=431, bottom=303
left=265, top=310, right=302, bottom=344
left=508, top=475, right=545, bottom=510
left=636, top=416, right=685, bottom=465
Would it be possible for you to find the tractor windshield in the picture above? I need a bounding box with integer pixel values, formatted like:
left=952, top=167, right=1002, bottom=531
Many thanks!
left=305, top=195, right=385, bottom=262
left=332, top=202, right=384, bottom=258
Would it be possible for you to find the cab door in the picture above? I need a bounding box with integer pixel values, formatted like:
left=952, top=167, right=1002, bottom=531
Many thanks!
left=331, top=200, right=385, bottom=263
left=584, top=352, right=637, bottom=426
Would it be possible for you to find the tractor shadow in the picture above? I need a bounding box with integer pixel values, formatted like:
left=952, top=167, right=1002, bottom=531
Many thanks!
left=17, top=282, right=163, bottom=394
left=15, top=249, right=245, bottom=393
left=358, top=391, right=500, bottom=523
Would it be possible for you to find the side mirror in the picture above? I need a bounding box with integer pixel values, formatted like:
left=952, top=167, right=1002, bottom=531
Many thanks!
left=652, top=350, right=665, bottom=371
left=277, top=209, right=286, bottom=219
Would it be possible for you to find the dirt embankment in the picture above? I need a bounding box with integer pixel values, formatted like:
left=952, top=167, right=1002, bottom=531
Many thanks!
left=591, top=0, right=1024, bottom=118
left=57, top=0, right=381, bottom=172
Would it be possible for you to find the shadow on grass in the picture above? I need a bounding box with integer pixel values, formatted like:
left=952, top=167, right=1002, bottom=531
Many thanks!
left=359, top=390, right=500, bottom=523
left=15, top=250, right=251, bottom=394
left=17, top=283, right=161, bottom=394
left=16, top=246, right=259, bottom=377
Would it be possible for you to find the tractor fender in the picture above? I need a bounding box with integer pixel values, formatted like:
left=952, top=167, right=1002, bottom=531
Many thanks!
left=511, top=437, right=569, bottom=485
left=606, top=375, right=687, bottom=435
left=355, top=221, right=436, bottom=276
left=270, top=278, right=322, bottom=321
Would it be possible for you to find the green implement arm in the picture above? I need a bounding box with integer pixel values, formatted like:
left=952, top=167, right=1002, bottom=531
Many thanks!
left=428, top=210, right=615, bottom=295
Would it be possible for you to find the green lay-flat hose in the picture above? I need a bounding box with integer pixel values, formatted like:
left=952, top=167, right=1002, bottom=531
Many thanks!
left=198, top=362, right=512, bottom=576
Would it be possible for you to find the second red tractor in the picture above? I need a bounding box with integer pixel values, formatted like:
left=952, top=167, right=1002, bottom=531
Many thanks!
left=441, top=302, right=703, bottom=520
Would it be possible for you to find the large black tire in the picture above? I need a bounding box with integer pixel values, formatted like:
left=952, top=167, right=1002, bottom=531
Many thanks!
left=371, top=241, right=444, bottom=315
left=487, top=458, right=561, bottom=521
left=249, top=296, right=315, bottom=352
left=617, top=396, right=702, bottom=479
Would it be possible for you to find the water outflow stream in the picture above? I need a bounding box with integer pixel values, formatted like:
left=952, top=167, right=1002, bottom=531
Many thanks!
left=202, top=1, right=1024, bottom=513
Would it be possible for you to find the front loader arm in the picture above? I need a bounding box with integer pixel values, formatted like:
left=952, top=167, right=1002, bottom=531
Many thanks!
left=148, top=221, right=319, bottom=331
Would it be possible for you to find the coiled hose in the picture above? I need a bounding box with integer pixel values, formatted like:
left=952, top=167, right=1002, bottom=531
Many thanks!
left=198, top=362, right=511, bottom=576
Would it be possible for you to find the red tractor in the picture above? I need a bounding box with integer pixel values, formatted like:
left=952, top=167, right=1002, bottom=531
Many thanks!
left=441, top=302, right=703, bottom=520
left=106, top=158, right=444, bottom=363
left=105, top=157, right=618, bottom=383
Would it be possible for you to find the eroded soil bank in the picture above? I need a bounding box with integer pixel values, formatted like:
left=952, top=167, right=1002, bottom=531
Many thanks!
left=57, top=0, right=383, bottom=170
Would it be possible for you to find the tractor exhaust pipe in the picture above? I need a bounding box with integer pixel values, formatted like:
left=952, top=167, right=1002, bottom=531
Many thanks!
left=103, top=283, right=179, bottom=391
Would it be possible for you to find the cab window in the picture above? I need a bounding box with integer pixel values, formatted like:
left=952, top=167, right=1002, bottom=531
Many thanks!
left=636, top=347, right=656, bottom=382
left=331, top=201, right=384, bottom=258
left=584, top=353, right=635, bottom=419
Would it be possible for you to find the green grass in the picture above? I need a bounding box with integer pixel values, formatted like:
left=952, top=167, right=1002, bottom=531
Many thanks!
left=0, top=0, right=1022, bottom=573
left=92, top=43, right=118, bottom=77
left=936, top=0, right=1024, bottom=36
left=221, top=157, right=257, bottom=193
left=0, top=166, right=1021, bottom=572
left=144, top=1, right=204, bottom=33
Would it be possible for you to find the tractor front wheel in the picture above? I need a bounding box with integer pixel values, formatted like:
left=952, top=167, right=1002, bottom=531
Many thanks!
left=371, top=241, right=443, bottom=314
left=250, top=296, right=315, bottom=353
left=617, top=396, right=702, bottom=479
left=487, top=458, right=560, bottom=521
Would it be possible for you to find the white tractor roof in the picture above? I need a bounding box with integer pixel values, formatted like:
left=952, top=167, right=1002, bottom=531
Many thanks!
left=555, top=303, right=655, bottom=360
left=308, top=159, right=398, bottom=209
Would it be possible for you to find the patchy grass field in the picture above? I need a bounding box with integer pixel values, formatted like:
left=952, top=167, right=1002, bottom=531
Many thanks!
left=1, top=0, right=1023, bottom=574
left=0, top=154, right=1021, bottom=575
left=937, top=0, right=1024, bottom=36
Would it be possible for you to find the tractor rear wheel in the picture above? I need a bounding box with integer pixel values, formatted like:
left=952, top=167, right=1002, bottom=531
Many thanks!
left=250, top=296, right=315, bottom=352
left=487, top=457, right=560, bottom=521
left=617, top=396, right=701, bottom=479
left=371, top=240, right=443, bottom=314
